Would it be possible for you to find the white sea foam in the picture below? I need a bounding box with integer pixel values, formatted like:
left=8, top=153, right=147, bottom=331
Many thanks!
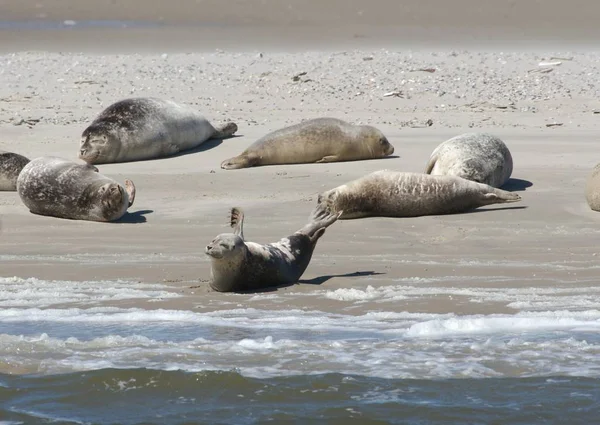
left=0, top=276, right=181, bottom=308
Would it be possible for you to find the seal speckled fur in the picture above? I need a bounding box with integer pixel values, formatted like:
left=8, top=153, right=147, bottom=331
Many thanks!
left=205, top=204, right=341, bottom=292
left=318, top=170, right=521, bottom=219
left=79, top=97, right=237, bottom=164
left=585, top=162, right=600, bottom=211
left=425, top=133, right=513, bottom=188
left=221, top=118, right=394, bottom=169
left=0, top=151, right=30, bottom=191
left=17, top=156, right=135, bottom=222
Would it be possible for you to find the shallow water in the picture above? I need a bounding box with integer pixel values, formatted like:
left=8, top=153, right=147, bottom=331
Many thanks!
left=1, top=275, right=600, bottom=423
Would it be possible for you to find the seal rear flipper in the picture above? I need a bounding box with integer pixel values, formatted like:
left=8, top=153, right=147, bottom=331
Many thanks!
left=424, top=154, right=438, bottom=174
left=125, top=179, right=136, bottom=207
left=230, top=207, right=245, bottom=239
left=212, top=122, right=238, bottom=139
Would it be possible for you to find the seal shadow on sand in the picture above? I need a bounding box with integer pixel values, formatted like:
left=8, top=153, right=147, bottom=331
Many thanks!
left=501, top=178, right=533, bottom=191
left=113, top=209, right=154, bottom=224
left=167, top=134, right=244, bottom=160
left=235, top=271, right=386, bottom=294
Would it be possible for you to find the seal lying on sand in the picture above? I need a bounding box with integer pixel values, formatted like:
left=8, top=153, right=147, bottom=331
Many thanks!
left=205, top=204, right=341, bottom=292
left=0, top=151, right=30, bottom=191
left=220, top=118, right=394, bottom=169
left=585, top=163, right=600, bottom=211
left=17, top=156, right=135, bottom=222
left=79, top=97, right=238, bottom=164
left=318, top=170, right=521, bottom=219
left=425, top=133, right=513, bottom=188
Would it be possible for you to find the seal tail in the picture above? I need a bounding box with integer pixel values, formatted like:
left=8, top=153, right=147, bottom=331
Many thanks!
left=213, top=122, right=238, bottom=139
left=483, top=188, right=522, bottom=205
left=424, top=154, right=437, bottom=174
left=229, top=207, right=245, bottom=239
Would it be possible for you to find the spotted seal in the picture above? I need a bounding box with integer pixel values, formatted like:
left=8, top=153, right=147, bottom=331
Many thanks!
left=221, top=118, right=394, bottom=169
left=318, top=170, right=522, bottom=219
left=425, top=133, right=513, bottom=188
left=17, top=156, right=135, bottom=222
left=205, top=204, right=341, bottom=292
left=79, top=97, right=238, bottom=164
left=0, top=151, right=30, bottom=191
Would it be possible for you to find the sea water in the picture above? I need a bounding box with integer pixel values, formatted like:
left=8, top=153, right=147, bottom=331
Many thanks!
left=1, top=276, right=599, bottom=424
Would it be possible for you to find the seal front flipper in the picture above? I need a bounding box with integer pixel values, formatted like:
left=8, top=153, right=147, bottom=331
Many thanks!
left=125, top=179, right=136, bottom=207
left=230, top=207, right=245, bottom=239
left=316, top=155, right=340, bottom=163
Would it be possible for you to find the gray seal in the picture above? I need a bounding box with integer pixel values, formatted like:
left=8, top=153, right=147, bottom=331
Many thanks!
left=318, top=170, right=521, bottom=219
left=0, top=151, right=30, bottom=191
left=17, top=156, right=136, bottom=222
left=205, top=204, right=341, bottom=292
left=221, top=118, right=394, bottom=169
left=585, top=163, right=600, bottom=211
left=425, top=133, right=513, bottom=188
left=79, top=97, right=238, bottom=164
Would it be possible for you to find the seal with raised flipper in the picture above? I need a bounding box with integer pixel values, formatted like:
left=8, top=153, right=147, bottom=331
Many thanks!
left=79, top=97, right=238, bottom=164
left=318, top=170, right=521, bottom=219
left=220, top=118, right=394, bottom=169
left=205, top=204, right=342, bottom=292
left=425, top=132, right=513, bottom=188
left=17, top=156, right=136, bottom=222
left=0, top=151, right=30, bottom=191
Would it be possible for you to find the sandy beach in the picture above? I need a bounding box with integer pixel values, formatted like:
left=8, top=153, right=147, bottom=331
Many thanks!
left=2, top=0, right=600, bottom=316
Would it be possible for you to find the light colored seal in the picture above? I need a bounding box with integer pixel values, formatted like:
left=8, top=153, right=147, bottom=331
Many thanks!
left=0, top=151, right=30, bottom=191
left=425, top=133, right=513, bottom=188
left=205, top=204, right=342, bottom=292
left=17, top=156, right=136, bottom=222
left=318, top=170, right=522, bottom=219
left=585, top=163, right=600, bottom=211
left=220, top=118, right=394, bottom=169
left=79, top=97, right=238, bottom=164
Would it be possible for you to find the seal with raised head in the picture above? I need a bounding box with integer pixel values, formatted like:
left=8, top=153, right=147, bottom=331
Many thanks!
left=17, top=156, right=136, bottom=222
left=585, top=163, right=600, bottom=211
left=79, top=97, right=238, bottom=164
left=425, top=133, right=513, bottom=188
left=205, top=204, right=342, bottom=292
left=220, top=118, right=394, bottom=169
left=0, top=151, right=30, bottom=191
left=318, top=170, right=522, bottom=219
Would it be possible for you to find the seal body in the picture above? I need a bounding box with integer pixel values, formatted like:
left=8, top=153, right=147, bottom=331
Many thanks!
left=17, top=156, right=136, bottom=222
left=585, top=163, right=600, bottom=211
left=221, top=118, right=394, bottom=169
left=425, top=133, right=513, bottom=188
left=0, top=151, right=30, bottom=191
left=205, top=205, right=341, bottom=292
left=79, top=97, right=238, bottom=164
left=318, top=170, right=521, bottom=219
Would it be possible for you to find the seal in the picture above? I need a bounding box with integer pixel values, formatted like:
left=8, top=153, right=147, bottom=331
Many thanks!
left=205, top=204, right=342, bottom=292
left=0, top=151, right=30, bottom=191
left=585, top=163, right=600, bottom=211
left=425, top=133, right=513, bottom=188
left=79, top=97, right=238, bottom=164
left=220, top=118, right=394, bottom=169
left=318, top=170, right=522, bottom=219
left=17, top=156, right=136, bottom=222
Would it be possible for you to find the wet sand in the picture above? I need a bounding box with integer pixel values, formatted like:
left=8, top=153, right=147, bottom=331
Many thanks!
left=1, top=1, right=600, bottom=316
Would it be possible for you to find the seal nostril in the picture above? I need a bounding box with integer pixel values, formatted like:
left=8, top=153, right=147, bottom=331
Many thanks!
left=80, top=149, right=86, bottom=156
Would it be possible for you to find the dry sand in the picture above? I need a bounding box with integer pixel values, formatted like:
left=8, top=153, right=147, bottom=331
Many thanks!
left=1, top=0, right=600, bottom=316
